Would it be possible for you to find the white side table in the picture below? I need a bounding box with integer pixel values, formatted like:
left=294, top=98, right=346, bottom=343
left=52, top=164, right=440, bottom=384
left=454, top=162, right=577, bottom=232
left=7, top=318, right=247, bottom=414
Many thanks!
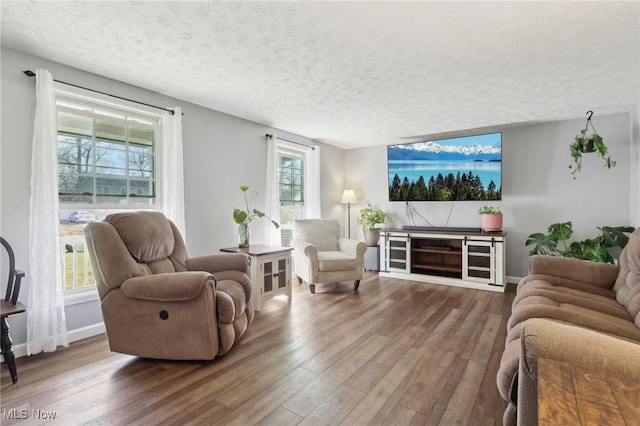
left=220, top=244, right=293, bottom=311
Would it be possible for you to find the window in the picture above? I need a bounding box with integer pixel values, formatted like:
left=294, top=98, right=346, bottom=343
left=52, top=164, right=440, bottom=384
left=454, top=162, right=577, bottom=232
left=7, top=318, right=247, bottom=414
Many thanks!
left=55, top=91, right=163, bottom=301
left=57, top=99, right=159, bottom=206
left=278, top=149, right=306, bottom=247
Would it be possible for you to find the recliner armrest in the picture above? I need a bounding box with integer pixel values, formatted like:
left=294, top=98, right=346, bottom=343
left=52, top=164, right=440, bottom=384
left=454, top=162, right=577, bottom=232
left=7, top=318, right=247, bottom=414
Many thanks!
left=121, top=272, right=214, bottom=301
left=338, top=238, right=367, bottom=258
left=528, top=255, right=619, bottom=289
left=187, top=253, right=250, bottom=274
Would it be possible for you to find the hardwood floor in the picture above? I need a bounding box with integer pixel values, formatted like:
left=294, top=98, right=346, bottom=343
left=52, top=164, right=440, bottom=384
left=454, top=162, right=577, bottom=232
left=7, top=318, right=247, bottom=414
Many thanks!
left=1, top=273, right=515, bottom=425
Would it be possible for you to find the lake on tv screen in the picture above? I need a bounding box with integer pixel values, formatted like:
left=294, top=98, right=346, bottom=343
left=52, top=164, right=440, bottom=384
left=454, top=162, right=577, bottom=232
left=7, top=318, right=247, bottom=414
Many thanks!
left=388, top=160, right=501, bottom=191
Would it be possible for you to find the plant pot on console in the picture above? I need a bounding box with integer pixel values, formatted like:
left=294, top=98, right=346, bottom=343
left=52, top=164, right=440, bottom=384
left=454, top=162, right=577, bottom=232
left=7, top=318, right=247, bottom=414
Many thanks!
left=478, top=206, right=503, bottom=232
left=481, top=214, right=503, bottom=232
left=364, top=229, right=381, bottom=246
left=357, top=203, right=389, bottom=246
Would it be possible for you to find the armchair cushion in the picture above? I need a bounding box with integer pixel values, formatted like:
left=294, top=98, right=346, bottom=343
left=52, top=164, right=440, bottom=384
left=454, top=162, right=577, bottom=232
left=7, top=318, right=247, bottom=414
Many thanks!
left=121, top=272, right=212, bottom=302
left=317, top=251, right=358, bottom=272
left=293, top=219, right=340, bottom=251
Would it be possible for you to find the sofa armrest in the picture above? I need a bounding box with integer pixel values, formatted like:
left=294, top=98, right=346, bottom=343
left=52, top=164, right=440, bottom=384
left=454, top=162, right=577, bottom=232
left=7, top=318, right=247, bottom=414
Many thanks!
left=516, top=318, right=640, bottom=426
left=521, top=318, right=640, bottom=379
left=338, top=238, right=367, bottom=258
left=187, top=253, right=250, bottom=275
left=529, top=255, right=619, bottom=289
left=121, top=272, right=213, bottom=301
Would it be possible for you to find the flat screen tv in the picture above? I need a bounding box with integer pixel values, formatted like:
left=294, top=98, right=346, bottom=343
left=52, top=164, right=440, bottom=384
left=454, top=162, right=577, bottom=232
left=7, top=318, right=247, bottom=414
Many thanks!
left=388, top=132, right=502, bottom=201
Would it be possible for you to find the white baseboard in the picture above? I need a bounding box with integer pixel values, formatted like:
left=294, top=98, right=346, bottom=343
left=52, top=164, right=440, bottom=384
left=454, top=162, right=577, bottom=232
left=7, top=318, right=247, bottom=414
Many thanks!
left=506, top=275, right=523, bottom=285
left=1, top=322, right=105, bottom=363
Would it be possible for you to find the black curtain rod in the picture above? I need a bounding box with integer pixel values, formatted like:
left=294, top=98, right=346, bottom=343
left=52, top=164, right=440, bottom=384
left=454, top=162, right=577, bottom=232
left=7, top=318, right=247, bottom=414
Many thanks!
left=23, top=70, right=181, bottom=116
left=265, top=133, right=316, bottom=150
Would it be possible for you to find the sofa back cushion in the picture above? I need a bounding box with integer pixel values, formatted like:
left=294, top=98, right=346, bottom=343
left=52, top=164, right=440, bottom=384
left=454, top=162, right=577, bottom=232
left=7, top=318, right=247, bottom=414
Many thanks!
left=614, top=228, right=640, bottom=327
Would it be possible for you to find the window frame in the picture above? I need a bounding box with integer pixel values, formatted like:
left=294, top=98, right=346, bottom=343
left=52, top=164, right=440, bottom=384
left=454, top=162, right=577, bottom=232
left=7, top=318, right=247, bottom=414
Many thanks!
left=278, top=149, right=305, bottom=207
left=55, top=86, right=166, bottom=303
left=276, top=145, right=310, bottom=247
left=55, top=86, right=163, bottom=211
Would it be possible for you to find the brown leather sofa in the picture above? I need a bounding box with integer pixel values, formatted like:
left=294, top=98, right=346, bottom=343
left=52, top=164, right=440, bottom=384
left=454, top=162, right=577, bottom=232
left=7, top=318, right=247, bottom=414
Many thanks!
left=497, top=228, right=640, bottom=425
left=84, top=211, right=254, bottom=360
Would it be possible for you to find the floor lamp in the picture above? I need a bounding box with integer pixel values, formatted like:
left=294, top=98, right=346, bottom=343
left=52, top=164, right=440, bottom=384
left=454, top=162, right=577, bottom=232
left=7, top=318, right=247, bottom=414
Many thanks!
left=341, top=188, right=357, bottom=238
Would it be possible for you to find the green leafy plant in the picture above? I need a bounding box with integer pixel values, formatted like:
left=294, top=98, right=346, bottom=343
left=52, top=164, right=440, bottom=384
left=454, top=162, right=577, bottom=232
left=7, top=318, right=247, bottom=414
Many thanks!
left=478, top=206, right=501, bottom=215
left=232, top=185, right=279, bottom=228
left=569, top=130, right=616, bottom=177
left=356, top=203, right=388, bottom=231
left=525, top=222, right=634, bottom=263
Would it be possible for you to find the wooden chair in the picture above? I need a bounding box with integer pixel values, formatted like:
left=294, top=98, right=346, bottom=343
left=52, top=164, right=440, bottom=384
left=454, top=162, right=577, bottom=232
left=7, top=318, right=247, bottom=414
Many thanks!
left=1, top=237, right=27, bottom=384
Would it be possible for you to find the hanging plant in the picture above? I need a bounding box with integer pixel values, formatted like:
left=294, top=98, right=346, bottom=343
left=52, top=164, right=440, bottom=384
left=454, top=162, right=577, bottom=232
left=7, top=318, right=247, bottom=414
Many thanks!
left=569, top=111, right=616, bottom=178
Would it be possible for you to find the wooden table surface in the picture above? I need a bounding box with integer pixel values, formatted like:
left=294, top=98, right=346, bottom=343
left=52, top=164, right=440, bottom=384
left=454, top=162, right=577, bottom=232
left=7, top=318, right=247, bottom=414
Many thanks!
left=538, top=357, right=640, bottom=425
left=220, top=244, right=293, bottom=257
left=0, top=300, right=26, bottom=318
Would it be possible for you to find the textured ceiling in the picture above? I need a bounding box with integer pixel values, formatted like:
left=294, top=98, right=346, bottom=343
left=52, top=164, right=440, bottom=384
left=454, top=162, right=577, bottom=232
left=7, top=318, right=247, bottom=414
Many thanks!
left=1, top=1, right=639, bottom=149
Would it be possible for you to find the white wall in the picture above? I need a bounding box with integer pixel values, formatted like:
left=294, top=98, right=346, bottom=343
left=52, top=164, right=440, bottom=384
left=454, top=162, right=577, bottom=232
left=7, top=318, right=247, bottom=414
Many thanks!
left=630, top=103, right=640, bottom=227
left=345, top=113, right=632, bottom=277
left=0, top=47, right=345, bottom=345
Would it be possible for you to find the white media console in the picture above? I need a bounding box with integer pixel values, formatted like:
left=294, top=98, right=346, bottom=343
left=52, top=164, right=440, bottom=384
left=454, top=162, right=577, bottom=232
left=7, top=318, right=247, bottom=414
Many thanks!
left=378, top=227, right=506, bottom=292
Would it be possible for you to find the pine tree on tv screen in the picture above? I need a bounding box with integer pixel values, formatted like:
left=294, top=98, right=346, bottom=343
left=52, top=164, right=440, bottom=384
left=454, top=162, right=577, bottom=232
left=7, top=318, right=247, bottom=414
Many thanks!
left=388, top=133, right=502, bottom=201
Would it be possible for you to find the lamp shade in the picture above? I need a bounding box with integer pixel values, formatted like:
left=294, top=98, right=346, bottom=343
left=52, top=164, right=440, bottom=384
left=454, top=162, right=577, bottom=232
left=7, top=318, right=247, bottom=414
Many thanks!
left=341, top=188, right=357, bottom=204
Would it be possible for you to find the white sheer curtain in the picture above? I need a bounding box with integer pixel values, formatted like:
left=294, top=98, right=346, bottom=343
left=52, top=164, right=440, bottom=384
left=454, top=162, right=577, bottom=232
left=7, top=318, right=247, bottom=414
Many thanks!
left=27, top=69, right=68, bottom=355
left=161, top=107, right=186, bottom=236
left=264, top=134, right=282, bottom=246
left=305, top=145, right=321, bottom=218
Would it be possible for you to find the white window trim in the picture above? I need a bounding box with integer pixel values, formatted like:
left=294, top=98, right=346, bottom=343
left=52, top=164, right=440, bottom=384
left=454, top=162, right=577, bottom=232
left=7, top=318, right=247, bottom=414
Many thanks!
left=64, top=287, right=99, bottom=306
left=56, top=84, right=164, bottom=211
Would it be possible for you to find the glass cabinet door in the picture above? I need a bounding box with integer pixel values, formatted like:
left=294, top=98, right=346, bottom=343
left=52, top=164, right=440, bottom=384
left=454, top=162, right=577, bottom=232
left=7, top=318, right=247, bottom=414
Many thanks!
left=263, top=261, right=273, bottom=293
left=462, top=240, right=495, bottom=283
left=387, top=235, right=411, bottom=273
left=277, top=258, right=288, bottom=289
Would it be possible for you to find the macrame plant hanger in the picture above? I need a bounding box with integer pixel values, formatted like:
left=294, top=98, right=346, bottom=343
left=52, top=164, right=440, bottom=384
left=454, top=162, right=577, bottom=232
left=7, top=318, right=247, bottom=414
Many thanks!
left=580, top=110, right=597, bottom=153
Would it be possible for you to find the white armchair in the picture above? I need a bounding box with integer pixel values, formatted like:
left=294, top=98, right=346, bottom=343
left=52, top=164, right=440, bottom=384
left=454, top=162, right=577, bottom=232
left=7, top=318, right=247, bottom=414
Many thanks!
left=292, top=219, right=367, bottom=293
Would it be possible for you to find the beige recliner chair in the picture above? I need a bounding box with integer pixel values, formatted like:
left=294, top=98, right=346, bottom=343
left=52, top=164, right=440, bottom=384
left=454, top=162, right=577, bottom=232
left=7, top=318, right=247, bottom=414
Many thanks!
left=84, top=211, right=254, bottom=360
left=292, top=219, right=367, bottom=293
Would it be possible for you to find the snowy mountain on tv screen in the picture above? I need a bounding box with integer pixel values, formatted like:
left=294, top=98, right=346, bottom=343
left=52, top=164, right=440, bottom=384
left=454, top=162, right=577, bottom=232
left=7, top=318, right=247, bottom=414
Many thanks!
left=388, top=139, right=501, bottom=162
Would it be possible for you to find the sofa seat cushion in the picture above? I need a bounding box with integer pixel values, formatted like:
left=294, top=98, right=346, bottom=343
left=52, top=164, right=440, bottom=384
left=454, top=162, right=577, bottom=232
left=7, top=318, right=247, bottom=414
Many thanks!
left=317, top=251, right=357, bottom=272
left=506, top=294, right=640, bottom=344
left=512, top=286, right=629, bottom=320
left=518, top=274, right=616, bottom=299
